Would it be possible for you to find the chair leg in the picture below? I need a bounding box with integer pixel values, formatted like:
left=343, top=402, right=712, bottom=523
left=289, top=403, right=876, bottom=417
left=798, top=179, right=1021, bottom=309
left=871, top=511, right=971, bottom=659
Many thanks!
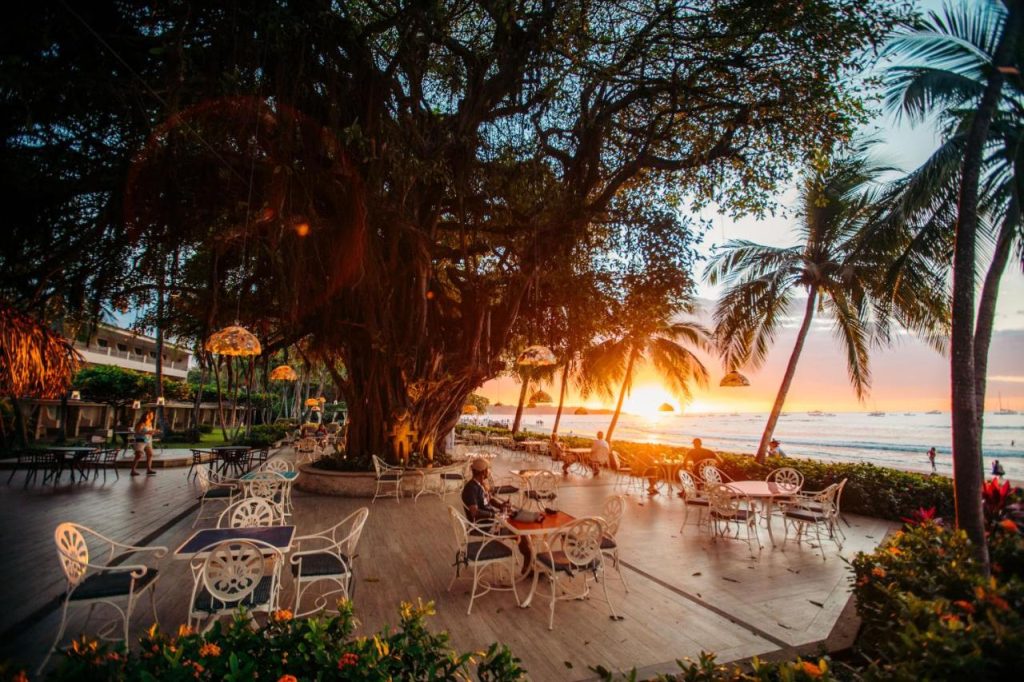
left=547, top=573, right=558, bottom=630
left=38, top=600, right=73, bottom=675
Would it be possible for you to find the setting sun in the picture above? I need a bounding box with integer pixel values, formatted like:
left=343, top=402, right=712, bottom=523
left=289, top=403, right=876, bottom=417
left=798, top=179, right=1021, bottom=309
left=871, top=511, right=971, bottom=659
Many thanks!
left=622, top=385, right=678, bottom=417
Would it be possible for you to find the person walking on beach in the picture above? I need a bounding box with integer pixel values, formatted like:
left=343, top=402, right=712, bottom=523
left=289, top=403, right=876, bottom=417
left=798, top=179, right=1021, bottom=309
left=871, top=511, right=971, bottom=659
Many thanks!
left=992, top=460, right=1005, bottom=478
left=927, top=447, right=937, bottom=473
left=131, top=411, right=158, bottom=476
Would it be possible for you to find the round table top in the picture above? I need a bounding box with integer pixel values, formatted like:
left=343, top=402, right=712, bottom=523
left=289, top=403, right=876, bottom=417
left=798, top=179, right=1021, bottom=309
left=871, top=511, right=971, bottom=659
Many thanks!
left=726, top=480, right=800, bottom=497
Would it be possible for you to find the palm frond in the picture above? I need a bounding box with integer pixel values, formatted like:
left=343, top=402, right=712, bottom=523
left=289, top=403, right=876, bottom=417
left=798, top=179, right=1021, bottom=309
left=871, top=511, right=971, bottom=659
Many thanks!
left=822, top=293, right=871, bottom=401
left=579, top=338, right=630, bottom=400
left=647, top=336, right=709, bottom=403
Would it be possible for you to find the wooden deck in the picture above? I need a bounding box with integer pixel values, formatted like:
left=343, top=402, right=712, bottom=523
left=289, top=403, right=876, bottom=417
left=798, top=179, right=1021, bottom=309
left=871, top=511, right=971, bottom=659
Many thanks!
left=0, top=450, right=894, bottom=681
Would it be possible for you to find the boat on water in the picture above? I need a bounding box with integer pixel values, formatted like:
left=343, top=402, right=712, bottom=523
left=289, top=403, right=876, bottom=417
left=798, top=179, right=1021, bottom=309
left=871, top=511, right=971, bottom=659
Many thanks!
left=808, top=410, right=826, bottom=417
left=868, top=411, right=885, bottom=417
left=926, top=410, right=942, bottom=415
left=904, top=412, right=915, bottom=416
left=996, top=393, right=1018, bottom=415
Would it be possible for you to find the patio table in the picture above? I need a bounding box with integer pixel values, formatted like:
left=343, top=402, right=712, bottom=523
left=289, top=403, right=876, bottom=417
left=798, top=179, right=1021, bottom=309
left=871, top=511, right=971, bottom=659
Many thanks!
left=502, top=511, right=577, bottom=607
left=47, top=446, right=98, bottom=483
left=212, top=446, right=253, bottom=477
left=725, top=480, right=801, bottom=547
left=174, top=525, right=296, bottom=559
left=520, top=440, right=547, bottom=453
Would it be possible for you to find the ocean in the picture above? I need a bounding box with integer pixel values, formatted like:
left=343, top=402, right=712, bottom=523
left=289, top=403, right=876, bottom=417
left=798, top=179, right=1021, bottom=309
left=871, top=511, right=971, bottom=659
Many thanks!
left=482, top=410, right=1024, bottom=482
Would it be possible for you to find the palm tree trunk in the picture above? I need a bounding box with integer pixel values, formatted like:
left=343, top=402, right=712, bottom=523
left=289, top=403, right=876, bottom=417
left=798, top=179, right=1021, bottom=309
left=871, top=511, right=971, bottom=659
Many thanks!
left=756, top=290, right=818, bottom=463
left=606, top=346, right=638, bottom=443
left=950, top=1, right=1020, bottom=573
left=552, top=361, right=570, bottom=437
left=511, top=371, right=529, bottom=435
left=973, top=196, right=1018, bottom=468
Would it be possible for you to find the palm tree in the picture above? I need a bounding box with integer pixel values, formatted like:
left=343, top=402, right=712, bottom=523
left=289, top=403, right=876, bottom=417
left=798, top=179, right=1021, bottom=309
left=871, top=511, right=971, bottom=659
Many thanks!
left=883, top=0, right=1024, bottom=455
left=707, top=153, right=948, bottom=463
left=585, top=307, right=711, bottom=443
left=882, top=0, right=1023, bottom=569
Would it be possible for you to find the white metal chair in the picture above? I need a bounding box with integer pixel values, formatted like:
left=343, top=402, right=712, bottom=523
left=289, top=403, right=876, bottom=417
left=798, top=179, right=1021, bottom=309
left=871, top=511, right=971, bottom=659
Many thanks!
left=371, top=454, right=404, bottom=503
left=765, top=467, right=803, bottom=493
left=782, top=482, right=844, bottom=560
left=677, top=470, right=710, bottom=531
left=613, top=451, right=651, bottom=495
left=216, top=497, right=282, bottom=528
left=706, top=483, right=762, bottom=554
left=488, top=472, right=524, bottom=508
left=263, top=458, right=294, bottom=473
left=447, top=507, right=520, bottom=615
left=241, top=471, right=289, bottom=522
left=523, top=470, right=559, bottom=512
left=187, top=539, right=284, bottom=632
left=414, top=461, right=468, bottom=502
left=193, top=466, right=238, bottom=527
left=291, top=507, right=369, bottom=617
left=533, top=517, right=618, bottom=630
left=42, top=523, right=167, bottom=674
left=600, top=495, right=629, bottom=592
left=698, top=462, right=731, bottom=486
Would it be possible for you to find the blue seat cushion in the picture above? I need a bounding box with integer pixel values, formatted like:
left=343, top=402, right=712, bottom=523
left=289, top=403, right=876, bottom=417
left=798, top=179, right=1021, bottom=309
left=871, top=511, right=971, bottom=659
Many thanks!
left=70, top=569, right=158, bottom=600
left=291, top=552, right=351, bottom=577
left=535, top=551, right=598, bottom=574
left=192, top=576, right=275, bottom=613
left=465, top=541, right=514, bottom=562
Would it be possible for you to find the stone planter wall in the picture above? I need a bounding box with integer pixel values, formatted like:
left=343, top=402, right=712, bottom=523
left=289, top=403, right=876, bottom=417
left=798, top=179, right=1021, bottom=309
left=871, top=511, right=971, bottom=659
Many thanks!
left=294, top=463, right=377, bottom=497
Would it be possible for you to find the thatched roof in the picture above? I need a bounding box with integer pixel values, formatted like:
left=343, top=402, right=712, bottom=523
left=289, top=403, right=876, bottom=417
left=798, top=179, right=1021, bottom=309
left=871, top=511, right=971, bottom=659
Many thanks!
left=0, top=304, right=81, bottom=398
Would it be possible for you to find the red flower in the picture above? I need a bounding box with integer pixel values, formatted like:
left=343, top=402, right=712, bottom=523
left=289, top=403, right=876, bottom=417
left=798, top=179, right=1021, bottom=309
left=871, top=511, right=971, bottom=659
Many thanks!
left=338, top=652, right=359, bottom=669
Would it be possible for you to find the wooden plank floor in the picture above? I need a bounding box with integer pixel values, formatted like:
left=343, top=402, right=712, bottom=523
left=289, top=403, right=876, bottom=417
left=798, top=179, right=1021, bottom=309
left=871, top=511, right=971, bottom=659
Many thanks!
left=0, top=450, right=895, bottom=680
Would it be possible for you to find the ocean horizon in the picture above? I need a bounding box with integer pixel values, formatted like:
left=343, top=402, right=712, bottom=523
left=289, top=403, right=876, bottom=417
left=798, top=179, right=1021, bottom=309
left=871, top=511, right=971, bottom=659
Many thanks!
left=465, top=409, right=1024, bottom=482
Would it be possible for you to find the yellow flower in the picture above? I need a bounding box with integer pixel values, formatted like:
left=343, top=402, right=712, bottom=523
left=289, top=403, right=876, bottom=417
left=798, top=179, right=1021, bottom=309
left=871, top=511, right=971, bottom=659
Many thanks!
left=147, top=623, right=160, bottom=639
left=272, top=609, right=293, bottom=622
left=801, top=660, right=824, bottom=678
left=373, top=635, right=390, bottom=657
left=177, top=624, right=196, bottom=639
left=199, top=642, right=221, bottom=658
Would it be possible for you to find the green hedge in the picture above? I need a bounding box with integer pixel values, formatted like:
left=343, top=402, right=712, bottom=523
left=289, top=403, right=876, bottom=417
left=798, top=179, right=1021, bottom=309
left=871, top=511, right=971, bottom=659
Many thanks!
left=235, top=423, right=290, bottom=448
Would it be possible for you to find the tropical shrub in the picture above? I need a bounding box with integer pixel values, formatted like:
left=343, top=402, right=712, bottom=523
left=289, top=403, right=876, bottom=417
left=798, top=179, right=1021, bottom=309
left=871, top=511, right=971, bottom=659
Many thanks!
left=47, top=601, right=524, bottom=681
left=196, top=423, right=213, bottom=434
left=236, top=423, right=290, bottom=448
left=592, top=652, right=840, bottom=681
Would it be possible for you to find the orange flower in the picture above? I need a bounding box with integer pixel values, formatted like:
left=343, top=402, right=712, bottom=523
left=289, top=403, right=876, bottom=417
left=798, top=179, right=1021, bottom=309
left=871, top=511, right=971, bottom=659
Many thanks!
left=940, top=613, right=960, bottom=624
left=801, top=660, right=824, bottom=678
left=278, top=676, right=298, bottom=682
left=272, top=609, right=293, bottom=622
left=999, top=519, right=1018, bottom=533
left=177, top=624, right=196, bottom=639
left=887, top=546, right=902, bottom=557
left=989, top=594, right=1010, bottom=611
left=199, top=642, right=221, bottom=657
left=952, top=600, right=975, bottom=614
left=871, top=566, right=886, bottom=578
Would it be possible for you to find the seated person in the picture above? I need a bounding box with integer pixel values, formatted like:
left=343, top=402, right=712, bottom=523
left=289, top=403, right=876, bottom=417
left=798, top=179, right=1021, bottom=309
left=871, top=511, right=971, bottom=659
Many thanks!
left=548, top=434, right=564, bottom=461
left=684, top=437, right=720, bottom=471
left=768, top=439, right=786, bottom=458
left=461, top=458, right=508, bottom=524
left=589, top=431, right=610, bottom=476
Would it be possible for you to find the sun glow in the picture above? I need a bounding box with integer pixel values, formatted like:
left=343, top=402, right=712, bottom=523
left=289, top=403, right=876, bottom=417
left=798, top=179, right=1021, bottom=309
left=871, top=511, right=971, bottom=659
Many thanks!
left=622, top=385, right=678, bottom=418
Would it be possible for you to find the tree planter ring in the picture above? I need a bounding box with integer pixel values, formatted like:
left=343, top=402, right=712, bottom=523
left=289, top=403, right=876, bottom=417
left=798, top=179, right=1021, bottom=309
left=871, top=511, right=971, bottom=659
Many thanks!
left=294, top=463, right=379, bottom=497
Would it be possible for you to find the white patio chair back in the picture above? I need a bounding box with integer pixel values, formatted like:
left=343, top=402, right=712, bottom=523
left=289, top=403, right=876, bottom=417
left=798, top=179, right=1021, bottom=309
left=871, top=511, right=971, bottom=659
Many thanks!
left=217, top=497, right=280, bottom=528
left=243, top=471, right=286, bottom=500
left=558, top=517, right=604, bottom=569
left=54, top=523, right=89, bottom=587
left=699, top=462, right=730, bottom=485
left=601, top=495, right=626, bottom=536
left=263, top=459, right=294, bottom=473
left=782, top=482, right=843, bottom=559
left=676, top=470, right=710, bottom=532
left=371, top=454, right=404, bottom=503
left=766, top=467, right=803, bottom=493
left=706, top=483, right=742, bottom=519
left=295, top=437, right=317, bottom=453
left=533, top=517, right=617, bottom=629
left=189, top=539, right=283, bottom=631
left=706, top=483, right=761, bottom=553
left=195, top=465, right=213, bottom=493
left=524, top=470, right=559, bottom=511
left=677, top=470, right=700, bottom=499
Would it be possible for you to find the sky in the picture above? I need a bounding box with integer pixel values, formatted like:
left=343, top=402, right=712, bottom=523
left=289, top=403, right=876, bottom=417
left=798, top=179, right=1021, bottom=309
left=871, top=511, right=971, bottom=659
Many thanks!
left=479, top=1, right=1024, bottom=415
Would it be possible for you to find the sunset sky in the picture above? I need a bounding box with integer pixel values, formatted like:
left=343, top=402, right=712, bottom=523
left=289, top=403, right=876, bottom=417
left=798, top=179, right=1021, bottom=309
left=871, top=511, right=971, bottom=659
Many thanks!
left=479, top=75, right=1024, bottom=415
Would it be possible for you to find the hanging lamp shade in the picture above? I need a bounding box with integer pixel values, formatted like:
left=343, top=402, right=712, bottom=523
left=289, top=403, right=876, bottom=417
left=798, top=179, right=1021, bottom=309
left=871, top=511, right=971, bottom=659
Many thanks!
left=530, top=389, right=553, bottom=404
left=517, top=345, right=557, bottom=367
left=304, top=398, right=320, bottom=407
left=462, top=404, right=478, bottom=414
left=719, top=370, right=751, bottom=387
left=658, top=402, right=675, bottom=412
left=205, top=325, right=262, bottom=356
left=269, top=364, right=298, bottom=381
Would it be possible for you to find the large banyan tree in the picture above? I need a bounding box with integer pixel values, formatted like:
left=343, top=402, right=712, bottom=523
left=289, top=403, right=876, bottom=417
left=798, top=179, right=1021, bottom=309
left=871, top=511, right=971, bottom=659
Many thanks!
left=2, top=1, right=909, bottom=461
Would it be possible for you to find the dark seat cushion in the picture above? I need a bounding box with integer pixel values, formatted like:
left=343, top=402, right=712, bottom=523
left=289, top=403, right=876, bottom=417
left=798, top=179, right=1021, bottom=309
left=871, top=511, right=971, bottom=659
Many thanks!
left=711, top=508, right=753, bottom=521
left=202, top=487, right=233, bottom=499
left=685, top=497, right=710, bottom=506
left=378, top=472, right=402, bottom=481
left=465, top=540, right=514, bottom=562
left=492, top=485, right=519, bottom=495
left=600, top=535, right=616, bottom=550
left=526, top=491, right=556, bottom=500
left=441, top=473, right=465, bottom=480
left=192, top=576, right=275, bottom=613
left=291, top=551, right=351, bottom=577
left=70, top=568, right=159, bottom=600
left=535, top=551, right=598, bottom=574
left=785, top=509, right=827, bottom=523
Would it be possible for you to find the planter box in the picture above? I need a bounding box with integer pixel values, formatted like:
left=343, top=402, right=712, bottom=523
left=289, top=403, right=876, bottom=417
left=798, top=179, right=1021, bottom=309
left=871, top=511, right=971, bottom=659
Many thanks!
left=294, top=463, right=379, bottom=497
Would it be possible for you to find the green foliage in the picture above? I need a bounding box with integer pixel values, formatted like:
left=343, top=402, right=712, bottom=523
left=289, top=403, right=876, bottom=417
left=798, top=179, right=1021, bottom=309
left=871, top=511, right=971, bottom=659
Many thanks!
left=235, top=423, right=289, bottom=448
left=851, top=519, right=1024, bottom=679
left=196, top=423, right=213, bottom=434
left=593, top=652, right=839, bottom=681
left=51, top=601, right=525, bottom=681
left=464, top=393, right=490, bottom=415
left=72, top=366, right=150, bottom=406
